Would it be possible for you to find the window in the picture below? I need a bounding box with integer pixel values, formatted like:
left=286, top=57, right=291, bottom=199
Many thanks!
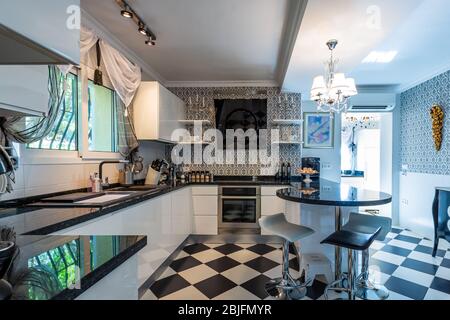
left=87, top=80, right=118, bottom=153
left=27, top=72, right=78, bottom=151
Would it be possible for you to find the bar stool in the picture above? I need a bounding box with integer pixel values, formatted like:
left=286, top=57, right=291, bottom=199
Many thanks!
left=321, top=227, right=381, bottom=300
left=259, top=213, right=315, bottom=300
left=342, top=212, right=392, bottom=300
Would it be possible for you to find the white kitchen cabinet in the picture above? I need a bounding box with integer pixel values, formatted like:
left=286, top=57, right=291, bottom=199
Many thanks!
left=0, top=0, right=80, bottom=65
left=193, top=196, right=218, bottom=216
left=171, top=187, right=193, bottom=246
left=261, top=186, right=287, bottom=196
left=193, top=216, right=218, bottom=236
left=0, top=66, right=49, bottom=116
left=260, top=186, right=287, bottom=235
left=192, top=186, right=219, bottom=196
left=192, top=186, right=218, bottom=235
left=133, top=81, right=185, bottom=143
left=54, top=190, right=193, bottom=287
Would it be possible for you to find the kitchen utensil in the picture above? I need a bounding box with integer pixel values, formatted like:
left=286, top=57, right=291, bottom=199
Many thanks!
left=145, top=166, right=161, bottom=185
left=124, top=169, right=134, bottom=185
left=133, top=156, right=144, bottom=174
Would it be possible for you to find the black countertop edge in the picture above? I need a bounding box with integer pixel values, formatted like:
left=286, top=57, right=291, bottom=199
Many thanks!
left=276, top=180, right=392, bottom=207
left=51, top=236, right=147, bottom=300
left=277, top=190, right=392, bottom=207
left=3, top=180, right=298, bottom=236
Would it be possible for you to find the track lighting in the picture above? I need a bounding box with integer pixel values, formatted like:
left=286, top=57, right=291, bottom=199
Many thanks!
left=138, top=23, right=147, bottom=36
left=117, top=0, right=157, bottom=47
left=145, top=36, right=156, bottom=46
left=121, top=5, right=133, bottom=18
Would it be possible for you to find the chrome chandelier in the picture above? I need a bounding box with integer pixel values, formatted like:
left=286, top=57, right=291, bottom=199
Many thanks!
left=310, top=40, right=357, bottom=115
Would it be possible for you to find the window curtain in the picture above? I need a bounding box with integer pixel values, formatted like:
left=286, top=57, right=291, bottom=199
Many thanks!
left=81, top=25, right=141, bottom=157
left=1, top=66, right=66, bottom=144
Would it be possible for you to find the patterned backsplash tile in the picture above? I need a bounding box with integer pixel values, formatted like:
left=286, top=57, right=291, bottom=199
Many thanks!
left=166, top=87, right=303, bottom=176
left=400, top=70, right=450, bottom=175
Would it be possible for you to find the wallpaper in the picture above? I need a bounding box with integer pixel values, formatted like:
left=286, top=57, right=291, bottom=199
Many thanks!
left=400, top=70, right=450, bottom=175
left=167, top=87, right=303, bottom=176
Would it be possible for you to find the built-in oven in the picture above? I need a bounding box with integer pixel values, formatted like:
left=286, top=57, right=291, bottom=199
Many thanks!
left=218, top=186, right=261, bottom=231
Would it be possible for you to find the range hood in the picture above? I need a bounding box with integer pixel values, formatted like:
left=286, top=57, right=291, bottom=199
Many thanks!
left=0, top=23, right=76, bottom=65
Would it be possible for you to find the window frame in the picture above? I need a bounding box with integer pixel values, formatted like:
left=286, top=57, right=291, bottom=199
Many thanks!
left=79, top=66, right=121, bottom=160
left=21, top=66, right=123, bottom=164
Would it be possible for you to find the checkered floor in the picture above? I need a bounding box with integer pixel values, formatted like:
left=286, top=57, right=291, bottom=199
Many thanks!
left=141, top=228, right=450, bottom=300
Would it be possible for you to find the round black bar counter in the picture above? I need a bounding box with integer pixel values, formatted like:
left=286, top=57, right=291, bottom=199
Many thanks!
left=276, top=179, right=392, bottom=280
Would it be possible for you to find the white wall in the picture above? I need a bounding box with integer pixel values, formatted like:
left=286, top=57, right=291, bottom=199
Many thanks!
left=0, top=140, right=167, bottom=201
left=301, top=100, right=341, bottom=182
left=399, top=172, right=450, bottom=239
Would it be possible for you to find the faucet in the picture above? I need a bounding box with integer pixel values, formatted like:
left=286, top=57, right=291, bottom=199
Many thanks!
left=99, top=160, right=129, bottom=184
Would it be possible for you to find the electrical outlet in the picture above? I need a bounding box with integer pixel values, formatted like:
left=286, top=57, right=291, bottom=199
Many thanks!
left=322, top=163, right=332, bottom=170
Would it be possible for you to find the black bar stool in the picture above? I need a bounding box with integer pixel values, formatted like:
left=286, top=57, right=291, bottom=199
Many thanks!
left=342, top=212, right=392, bottom=300
left=321, top=227, right=381, bottom=300
left=259, top=213, right=315, bottom=300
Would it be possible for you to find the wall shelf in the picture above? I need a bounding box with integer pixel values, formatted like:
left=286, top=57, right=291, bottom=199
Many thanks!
left=177, top=140, right=212, bottom=145
left=271, top=119, right=303, bottom=125
left=178, top=120, right=211, bottom=125
left=271, top=141, right=303, bottom=145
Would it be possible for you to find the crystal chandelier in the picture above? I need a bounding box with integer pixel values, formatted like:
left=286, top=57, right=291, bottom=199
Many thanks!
left=310, top=40, right=358, bottom=115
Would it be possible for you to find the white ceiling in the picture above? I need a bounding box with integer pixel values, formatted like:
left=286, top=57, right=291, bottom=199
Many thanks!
left=82, top=0, right=450, bottom=93
left=282, top=0, right=450, bottom=94
left=81, top=0, right=297, bottom=83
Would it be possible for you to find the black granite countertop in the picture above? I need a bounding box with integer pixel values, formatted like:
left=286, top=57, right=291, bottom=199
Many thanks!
left=3, top=234, right=146, bottom=300
left=0, top=177, right=297, bottom=236
left=0, top=176, right=296, bottom=300
left=276, top=179, right=392, bottom=207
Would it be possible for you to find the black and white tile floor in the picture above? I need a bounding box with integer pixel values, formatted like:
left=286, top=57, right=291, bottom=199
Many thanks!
left=141, top=228, right=450, bottom=300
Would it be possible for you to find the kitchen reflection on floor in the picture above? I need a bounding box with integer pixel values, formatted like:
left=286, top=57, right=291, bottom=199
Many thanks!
left=141, top=228, right=450, bottom=300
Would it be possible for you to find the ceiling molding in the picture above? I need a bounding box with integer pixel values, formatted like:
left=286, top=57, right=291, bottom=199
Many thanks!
left=398, top=61, right=450, bottom=93
left=165, top=80, right=279, bottom=88
left=276, top=0, right=308, bottom=86
left=81, top=9, right=166, bottom=85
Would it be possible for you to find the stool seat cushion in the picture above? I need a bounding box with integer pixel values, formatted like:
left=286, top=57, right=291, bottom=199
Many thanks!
left=343, top=213, right=392, bottom=241
left=259, top=213, right=314, bottom=243
left=321, top=228, right=381, bottom=251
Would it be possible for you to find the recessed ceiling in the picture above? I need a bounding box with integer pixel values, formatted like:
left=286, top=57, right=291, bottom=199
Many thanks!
left=282, top=0, right=450, bottom=94
left=81, top=0, right=300, bottom=83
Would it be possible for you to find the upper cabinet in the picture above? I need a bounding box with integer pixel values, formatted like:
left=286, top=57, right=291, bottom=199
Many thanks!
left=0, top=0, right=80, bottom=65
left=133, top=82, right=185, bottom=143
left=0, top=66, right=49, bottom=116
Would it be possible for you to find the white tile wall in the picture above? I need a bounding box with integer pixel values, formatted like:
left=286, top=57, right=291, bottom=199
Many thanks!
left=0, top=140, right=167, bottom=201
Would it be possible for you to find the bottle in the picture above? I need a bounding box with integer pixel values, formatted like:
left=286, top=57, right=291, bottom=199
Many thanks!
left=280, top=162, right=286, bottom=182
left=287, top=163, right=292, bottom=183
left=93, top=173, right=102, bottom=192
left=181, top=172, right=186, bottom=184
left=199, top=171, right=203, bottom=183
left=195, top=171, right=200, bottom=183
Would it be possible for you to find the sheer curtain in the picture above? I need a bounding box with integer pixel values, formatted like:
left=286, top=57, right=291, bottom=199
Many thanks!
left=1, top=66, right=66, bottom=144
left=81, top=25, right=141, bottom=157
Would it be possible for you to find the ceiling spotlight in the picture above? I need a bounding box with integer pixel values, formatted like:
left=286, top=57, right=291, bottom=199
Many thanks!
left=145, top=36, right=156, bottom=46
left=121, top=5, right=133, bottom=18
left=138, top=23, right=147, bottom=36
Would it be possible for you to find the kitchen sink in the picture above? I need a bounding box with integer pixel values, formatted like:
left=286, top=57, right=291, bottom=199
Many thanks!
left=75, top=193, right=132, bottom=204
left=109, top=185, right=160, bottom=192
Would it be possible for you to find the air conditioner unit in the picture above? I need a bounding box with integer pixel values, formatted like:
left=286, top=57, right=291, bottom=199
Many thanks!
left=348, top=93, right=396, bottom=112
